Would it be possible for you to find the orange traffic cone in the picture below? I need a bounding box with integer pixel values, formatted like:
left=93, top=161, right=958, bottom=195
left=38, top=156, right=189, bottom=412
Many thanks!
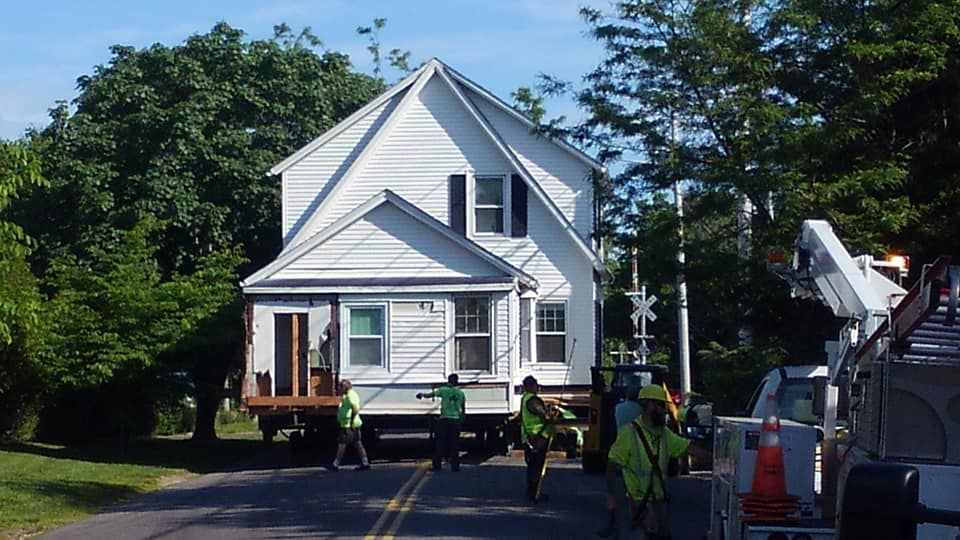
left=738, top=394, right=800, bottom=522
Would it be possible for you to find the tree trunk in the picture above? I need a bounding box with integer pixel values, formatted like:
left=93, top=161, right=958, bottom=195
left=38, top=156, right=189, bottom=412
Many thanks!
left=192, top=382, right=220, bottom=441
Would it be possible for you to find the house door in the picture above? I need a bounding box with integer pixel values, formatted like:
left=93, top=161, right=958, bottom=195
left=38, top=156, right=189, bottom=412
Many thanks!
left=274, top=313, right=309, bottom=396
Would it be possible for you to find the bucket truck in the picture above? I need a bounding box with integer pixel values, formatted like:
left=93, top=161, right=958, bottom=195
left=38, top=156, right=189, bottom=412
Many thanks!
left=709, top=219, right=960, bottom=540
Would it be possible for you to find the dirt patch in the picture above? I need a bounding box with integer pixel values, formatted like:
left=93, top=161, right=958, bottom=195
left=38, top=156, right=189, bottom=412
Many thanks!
left=155, top=472, right=196, bottom=489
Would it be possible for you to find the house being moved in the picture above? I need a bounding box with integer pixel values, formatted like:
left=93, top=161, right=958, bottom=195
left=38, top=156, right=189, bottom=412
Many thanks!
left=240, top=58, right=608, bottom=443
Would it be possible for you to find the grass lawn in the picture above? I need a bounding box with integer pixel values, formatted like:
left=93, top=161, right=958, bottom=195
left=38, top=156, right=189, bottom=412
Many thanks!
left=0, top=423, right=269, bottom=539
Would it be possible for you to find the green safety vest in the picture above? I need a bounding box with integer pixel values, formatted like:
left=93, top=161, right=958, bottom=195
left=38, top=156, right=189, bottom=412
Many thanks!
left=521, top=392, right=547, bottom=443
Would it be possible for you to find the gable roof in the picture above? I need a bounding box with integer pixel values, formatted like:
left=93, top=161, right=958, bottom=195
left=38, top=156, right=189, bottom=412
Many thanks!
left=269, top=58, right=608, bottom=278
left=241, top=189, right=538, bottom=289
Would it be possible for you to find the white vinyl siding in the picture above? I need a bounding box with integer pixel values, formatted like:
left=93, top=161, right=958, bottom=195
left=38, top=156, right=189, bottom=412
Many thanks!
left=270, top=68, right=598, bottom=388
left=317, top=76, right=512, bottom=232
left=390, top=299, right=446, bottom=374
left=283, top=95, right=401, bottom=243
left=495, top=292, right=510, bottom=376
left=273, top=203, right=505, bottom=280
left=466, top=84, right=594, bottom=238
left=474, top=198, right=594, bottom=385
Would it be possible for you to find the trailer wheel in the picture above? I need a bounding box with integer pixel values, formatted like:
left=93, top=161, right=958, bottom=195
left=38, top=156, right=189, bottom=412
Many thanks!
left=289, top=429, right=304, bottom=453
left=260, top=421, right=278, bottom=446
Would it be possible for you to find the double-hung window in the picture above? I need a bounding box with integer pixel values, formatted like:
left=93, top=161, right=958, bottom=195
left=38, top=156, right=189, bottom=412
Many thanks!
left=347, top=306, right=385, bottom=368
left=474, top=175, right=504, bottom=234
left=454, top=296, right=492, bottom=371
left=536, top=302, right=566, bottom=363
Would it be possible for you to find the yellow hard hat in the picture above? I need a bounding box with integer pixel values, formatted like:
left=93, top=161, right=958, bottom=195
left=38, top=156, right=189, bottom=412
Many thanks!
left=638, top=384, right=669, bottom=403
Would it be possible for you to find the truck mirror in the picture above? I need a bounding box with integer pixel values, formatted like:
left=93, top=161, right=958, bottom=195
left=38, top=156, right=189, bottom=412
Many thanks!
left=838, top=463, right=919, bottom=540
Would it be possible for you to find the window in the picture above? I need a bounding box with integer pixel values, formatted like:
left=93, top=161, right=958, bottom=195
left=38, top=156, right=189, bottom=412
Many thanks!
left=536, top=302, right=566, bottom=362
left=474, top=175, right=504, bottom=233
left=347, top=306, right=385, bottom=367
left=454, top=296, right=491, bottom=371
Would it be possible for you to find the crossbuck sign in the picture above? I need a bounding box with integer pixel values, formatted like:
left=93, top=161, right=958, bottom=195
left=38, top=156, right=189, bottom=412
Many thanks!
left=625, top=285, right=657, bottom=363
left=630, top=292, right=658, bottom=328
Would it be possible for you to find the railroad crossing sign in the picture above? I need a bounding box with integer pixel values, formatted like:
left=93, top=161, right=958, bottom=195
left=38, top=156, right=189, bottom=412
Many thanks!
left=630, top=292, right=658, bottom=326
left=625, top=285, right=658, bottom=364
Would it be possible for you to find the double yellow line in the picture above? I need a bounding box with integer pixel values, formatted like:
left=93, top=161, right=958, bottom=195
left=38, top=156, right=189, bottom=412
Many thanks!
left=363, top=461, right=431, bottom=540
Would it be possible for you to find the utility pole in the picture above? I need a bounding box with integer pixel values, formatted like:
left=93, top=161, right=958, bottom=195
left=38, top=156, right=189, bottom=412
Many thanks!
left=672, top=114, right=692, bottom=404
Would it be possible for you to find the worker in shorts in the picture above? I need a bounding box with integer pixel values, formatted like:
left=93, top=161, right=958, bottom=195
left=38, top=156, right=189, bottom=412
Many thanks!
left=329, top=379, right=371, bottom=471
left=417, top=373, right=467, bottom=471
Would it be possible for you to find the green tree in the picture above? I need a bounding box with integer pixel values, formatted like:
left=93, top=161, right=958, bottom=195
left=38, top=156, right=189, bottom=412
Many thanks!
left=0, top=142, right=48, bottom=440
left=15, top=22, right=384, bottom=439
left=39, top=218, right=244, bottom=439
left=548, top=0, right=960, bottom=405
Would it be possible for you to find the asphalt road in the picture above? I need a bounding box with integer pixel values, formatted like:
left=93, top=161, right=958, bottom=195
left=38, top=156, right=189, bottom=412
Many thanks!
left=40, top=436, right=711, bottom=539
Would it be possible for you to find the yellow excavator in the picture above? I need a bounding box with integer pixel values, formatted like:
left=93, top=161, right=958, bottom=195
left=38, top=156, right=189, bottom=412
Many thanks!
left=580, top=363, right=671, bottom=474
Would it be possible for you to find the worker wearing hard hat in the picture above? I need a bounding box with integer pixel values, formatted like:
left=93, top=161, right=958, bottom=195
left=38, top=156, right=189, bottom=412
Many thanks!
left=605, top=384, right=691, bottom=539
left=615, top=384, right=644, bottom=428
left=520, top=375, right=557, bottom=503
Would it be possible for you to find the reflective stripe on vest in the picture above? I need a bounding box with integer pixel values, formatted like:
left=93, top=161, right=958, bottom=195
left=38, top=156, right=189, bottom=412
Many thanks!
left=521, top=392, right=545, bottom=440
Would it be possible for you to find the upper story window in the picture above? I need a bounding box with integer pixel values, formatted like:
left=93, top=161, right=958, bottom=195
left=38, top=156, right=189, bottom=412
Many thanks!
left=536, top=301, right=566, bottom=363
left=474, top=175, right=504, bottom=234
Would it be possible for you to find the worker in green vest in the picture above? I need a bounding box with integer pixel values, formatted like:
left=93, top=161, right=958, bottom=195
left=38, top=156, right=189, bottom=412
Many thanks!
left=417, top=373, right=467, bottom=472
left=520, top=375, right=556, bottom=503
left=605, top=384, right=691, bottom=539
left=328, top=379, right=370, bottom=472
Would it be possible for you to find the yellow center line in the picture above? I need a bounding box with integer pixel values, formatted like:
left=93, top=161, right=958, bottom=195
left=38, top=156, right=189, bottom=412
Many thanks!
left=363, top=461, right=429, bottom=540
left=380, top=465, right=432, bottom=540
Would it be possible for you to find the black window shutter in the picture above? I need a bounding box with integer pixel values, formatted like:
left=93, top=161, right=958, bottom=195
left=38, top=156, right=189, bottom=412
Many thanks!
left=511, top=173, right=527, bottom=237
left=449, top=174, right=466, bottom=234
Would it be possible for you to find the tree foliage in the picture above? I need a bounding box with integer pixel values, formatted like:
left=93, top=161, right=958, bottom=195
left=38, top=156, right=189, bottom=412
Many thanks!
left=541, top=0, right=960, bottom=409
left=0, top=142, right=48, bottom=440
left=13, top=22, right=384, bottom=439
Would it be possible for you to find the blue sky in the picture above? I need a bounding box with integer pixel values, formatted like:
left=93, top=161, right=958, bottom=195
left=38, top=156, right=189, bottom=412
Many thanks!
left=0, top=0, right=610, bottom=141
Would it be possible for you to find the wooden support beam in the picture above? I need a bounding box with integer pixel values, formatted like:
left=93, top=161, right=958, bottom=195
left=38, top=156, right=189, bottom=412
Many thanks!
left=245, top=396, right=341, bottom=407
left=291, top=314, right=300, bottom=397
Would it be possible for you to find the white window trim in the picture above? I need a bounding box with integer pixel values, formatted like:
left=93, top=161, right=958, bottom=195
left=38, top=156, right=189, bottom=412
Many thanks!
left=520, top=295, right=535, bottom=367
left=535, top=300, right=567, bottom=363
left=469, top=173, right=511, bottom=237
left=342, top=303, right=389, bottom=373
left=450, top=295, right=495, bottom=375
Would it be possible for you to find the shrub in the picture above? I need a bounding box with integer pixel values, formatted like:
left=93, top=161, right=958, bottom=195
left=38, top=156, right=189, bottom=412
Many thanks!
left=155, top=400, right=196, bottom=435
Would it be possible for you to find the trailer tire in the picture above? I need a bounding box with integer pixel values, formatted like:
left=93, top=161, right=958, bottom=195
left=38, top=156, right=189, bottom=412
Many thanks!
left=261, top=425, right=278, bottom=446
left=289, top=430, right=304, bottom=453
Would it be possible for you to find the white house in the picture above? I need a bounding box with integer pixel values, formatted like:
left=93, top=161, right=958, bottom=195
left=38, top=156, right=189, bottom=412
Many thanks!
left=240, top=58, right=607, bottom=436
